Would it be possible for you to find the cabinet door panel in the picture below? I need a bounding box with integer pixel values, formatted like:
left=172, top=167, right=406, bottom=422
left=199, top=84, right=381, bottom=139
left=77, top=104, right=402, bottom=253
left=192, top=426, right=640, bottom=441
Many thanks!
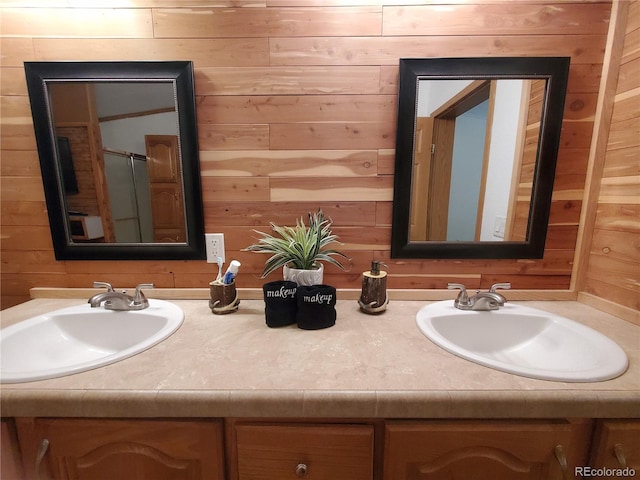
left=16, top=418, right=224, bottom=480
left=1, top=419, right=24, bottom=480
left=590, top=420, right=640, bottom=475
left=235, top=424, right=374, bottom=480
left=149, top=183, right=186, bottom=241
left=384, top=420, right=591, bottom=480
left=146, top=134, right=186, bottom=242
left=146, top=135, right=180, bottom=183
left=62, top=442, right=198, bottom=480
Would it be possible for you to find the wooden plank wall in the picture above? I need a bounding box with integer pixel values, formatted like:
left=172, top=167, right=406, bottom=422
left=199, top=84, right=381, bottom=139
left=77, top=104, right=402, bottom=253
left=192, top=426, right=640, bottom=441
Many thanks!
left=0, top=1, right=612, bottom=309
left=582, top=0, right=640, bottom=313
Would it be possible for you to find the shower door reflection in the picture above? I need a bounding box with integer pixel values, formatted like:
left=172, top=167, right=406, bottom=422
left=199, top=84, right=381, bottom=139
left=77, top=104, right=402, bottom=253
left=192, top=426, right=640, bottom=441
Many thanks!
left=104, top=150, right=153, bottom=243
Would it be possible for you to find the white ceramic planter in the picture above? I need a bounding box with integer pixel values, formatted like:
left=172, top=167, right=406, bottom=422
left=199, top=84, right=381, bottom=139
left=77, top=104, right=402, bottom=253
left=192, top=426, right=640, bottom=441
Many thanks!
left=283, top=263, right=324, bottom=286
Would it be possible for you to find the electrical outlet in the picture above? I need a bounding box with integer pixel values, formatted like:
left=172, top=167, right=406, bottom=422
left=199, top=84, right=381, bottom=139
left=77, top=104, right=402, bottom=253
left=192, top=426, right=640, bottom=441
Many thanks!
left=205, top=233, right=225, bottom=263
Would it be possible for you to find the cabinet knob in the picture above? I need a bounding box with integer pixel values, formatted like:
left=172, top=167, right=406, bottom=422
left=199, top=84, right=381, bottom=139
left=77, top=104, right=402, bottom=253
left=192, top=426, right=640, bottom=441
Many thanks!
left=35, top=438, right=50, bottom=479
left=614, top=443, right=627, bottom=468
left=554, top=445, right=569, bottom=480
left=295, top=463, right=308, bottom=477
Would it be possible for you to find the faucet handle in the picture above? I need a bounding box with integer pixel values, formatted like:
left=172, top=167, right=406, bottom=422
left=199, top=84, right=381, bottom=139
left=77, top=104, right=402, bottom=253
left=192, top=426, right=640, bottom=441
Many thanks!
left=448, top=283, right=470, bottom=305
left=489, top=283, right=511, bottom=293
left=489, top=282, right=510, bottom=304
left=92, top=281, right=114, bottom=292
left=133, top=283, right=154, bottom=305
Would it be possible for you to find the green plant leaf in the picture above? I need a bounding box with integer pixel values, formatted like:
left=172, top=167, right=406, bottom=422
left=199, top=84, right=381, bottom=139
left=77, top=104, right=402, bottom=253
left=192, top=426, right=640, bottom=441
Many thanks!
left=242, top=209, right=350, bottom=277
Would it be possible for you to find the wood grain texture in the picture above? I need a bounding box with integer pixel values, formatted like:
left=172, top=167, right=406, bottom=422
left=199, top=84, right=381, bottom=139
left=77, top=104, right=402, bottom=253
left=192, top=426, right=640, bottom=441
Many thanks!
left=384, top=420, right=591, bottom=480
left=32, top=38, right=270, bottom=66
left=382, top=4, right=610, bottom=36
left=0, top=1, right=629, bottom=310
left=270, top=35, right=607, bottom=66
left=197, top=95, right=397, bottom=124
left=1, top=8, right=154, bottom=38
left=234, top=424, right=374, bottom=480
left=154, top=6, right=382, bottom=38
left=201, top=150, right=379, bottom=177
left=197, top=66, right=382, bottom=95
left=581, top=0, right=639, bottom=313
left=15, top=418, right=225, bottom=480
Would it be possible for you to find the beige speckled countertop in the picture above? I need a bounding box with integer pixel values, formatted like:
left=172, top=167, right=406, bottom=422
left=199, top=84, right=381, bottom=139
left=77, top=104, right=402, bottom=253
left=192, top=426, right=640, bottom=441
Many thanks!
left=1, top=297, right=638, bottom=419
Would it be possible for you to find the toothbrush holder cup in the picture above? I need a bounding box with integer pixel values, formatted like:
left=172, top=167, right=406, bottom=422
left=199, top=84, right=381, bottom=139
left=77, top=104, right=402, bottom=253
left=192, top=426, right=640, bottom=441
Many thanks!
left=209, top=280, right=240, bottom=314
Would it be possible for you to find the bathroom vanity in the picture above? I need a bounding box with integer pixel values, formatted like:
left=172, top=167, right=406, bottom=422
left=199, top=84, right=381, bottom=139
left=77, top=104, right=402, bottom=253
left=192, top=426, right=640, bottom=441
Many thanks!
left=1, top=294, right=638, bottom=479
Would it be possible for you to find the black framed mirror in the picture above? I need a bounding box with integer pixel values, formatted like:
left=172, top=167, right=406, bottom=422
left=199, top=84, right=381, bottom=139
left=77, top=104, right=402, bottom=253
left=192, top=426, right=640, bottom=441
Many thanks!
left=24, top=61, right=205, bottom=260
left=391, top=57, right=570, bottom=259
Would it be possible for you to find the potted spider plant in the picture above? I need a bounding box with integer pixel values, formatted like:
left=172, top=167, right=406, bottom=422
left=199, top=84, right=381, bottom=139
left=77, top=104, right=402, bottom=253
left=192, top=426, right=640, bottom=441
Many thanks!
left=243, top=209, right=349, bottom=286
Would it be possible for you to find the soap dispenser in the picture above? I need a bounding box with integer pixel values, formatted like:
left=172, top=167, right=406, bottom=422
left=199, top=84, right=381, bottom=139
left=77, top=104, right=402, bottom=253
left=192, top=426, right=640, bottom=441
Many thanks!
left=358, top=260, right=389, bottom=314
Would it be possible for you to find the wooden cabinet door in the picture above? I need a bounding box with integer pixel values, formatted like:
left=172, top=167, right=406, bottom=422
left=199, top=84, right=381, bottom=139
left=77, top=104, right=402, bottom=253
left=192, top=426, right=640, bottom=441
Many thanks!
left=1, top=419, right=25, bottom=480
left=145, top=135, right=180, bottom=183
left=233, top=423, right=374, bottom=480
left=145, top=134, right=185, bottom=242
left=590, top=420, right=640, bottom=476
left=149, top=183, right=186, bottom=242
left=384, top=420, right=592, bottom=480
left=16, top=418, right=225, bottom=480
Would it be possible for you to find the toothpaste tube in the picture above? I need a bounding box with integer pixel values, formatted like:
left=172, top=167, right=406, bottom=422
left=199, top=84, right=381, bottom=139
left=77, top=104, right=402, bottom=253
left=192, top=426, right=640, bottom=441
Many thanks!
left=223, top=260, right=241, bottom=285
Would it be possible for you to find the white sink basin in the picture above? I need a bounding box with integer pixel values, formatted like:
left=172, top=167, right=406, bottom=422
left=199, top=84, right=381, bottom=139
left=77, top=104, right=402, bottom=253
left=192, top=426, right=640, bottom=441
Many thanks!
left=1, top=299, right=183, bottom=383
left=416, top=301, right=628, bottom=382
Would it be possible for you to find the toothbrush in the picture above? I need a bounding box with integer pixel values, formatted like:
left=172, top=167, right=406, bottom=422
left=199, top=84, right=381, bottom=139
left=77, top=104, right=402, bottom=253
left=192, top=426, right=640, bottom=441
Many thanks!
left=215, top=257, right=224, bottom=283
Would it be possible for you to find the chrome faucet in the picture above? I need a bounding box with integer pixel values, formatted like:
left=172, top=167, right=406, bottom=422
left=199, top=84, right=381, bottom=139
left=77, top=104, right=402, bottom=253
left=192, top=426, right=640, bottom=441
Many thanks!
left=448, top=283, right=511, bottom=311
left=488, top=282, right=511, bottom=304
left=88, top=282, right=154, bottom=311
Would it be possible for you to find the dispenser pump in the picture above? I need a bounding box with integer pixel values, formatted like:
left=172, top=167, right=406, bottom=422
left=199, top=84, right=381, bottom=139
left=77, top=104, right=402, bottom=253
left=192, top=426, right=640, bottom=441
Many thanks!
left=358, top=260, right=389, bottom=314
left=370, top=260, right=387, bottom=276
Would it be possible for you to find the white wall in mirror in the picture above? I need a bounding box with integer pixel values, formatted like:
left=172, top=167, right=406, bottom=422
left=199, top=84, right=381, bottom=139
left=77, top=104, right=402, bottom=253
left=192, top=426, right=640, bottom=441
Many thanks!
left=95, top=83, right=176, bottom=118
left=481, top=80, right=527, bottom=241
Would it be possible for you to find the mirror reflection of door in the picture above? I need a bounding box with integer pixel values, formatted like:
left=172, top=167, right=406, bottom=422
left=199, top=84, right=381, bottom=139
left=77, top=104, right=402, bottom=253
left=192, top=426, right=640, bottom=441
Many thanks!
left=48, top=81, right=186, bottom=244
left=145, top=135, right=186, bottom=242
left=410, top=78, right=538, bottom=243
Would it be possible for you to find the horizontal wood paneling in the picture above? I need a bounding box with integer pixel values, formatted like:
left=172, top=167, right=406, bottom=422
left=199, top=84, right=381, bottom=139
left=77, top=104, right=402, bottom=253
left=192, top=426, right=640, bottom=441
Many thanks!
left=1, top=8, right=154, bottom=38
left=201, top=150, right=379, bottom=177
left=197, top=66, right=383, bottom=95
left=269, top=35, right=607, bottom=65
left=594, top=204, right=640, bottom=232
left=204, top=201, right=378, bottom=227
left=201, top=177, right=271, bottom=202
left=382, top=4, right=610, bottom=36
left=154, top=7, right=383, bottom=37
left=197, top=95, right=397, bottom=124
left=270, top=176, right=394, bottom=202
left=616, top=56, right=640, bottom=92
left=31, top=38, right=271, bottom=66
left=0, top=1, right=619, bottom=309
left=0, top=0, right=611, bottom=5
left=603, top=146, right=638, bottom=177
left=590, top=229, right=639, bottom=261
left=269, top=122, right=395, bottom=150
left=199, top=124, right=270, bottom=150
left=0, top=1, right=266, bottom=6
left=582, top=0, right=639, bottom=314
left=0, top=177, right=45, bottom=202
